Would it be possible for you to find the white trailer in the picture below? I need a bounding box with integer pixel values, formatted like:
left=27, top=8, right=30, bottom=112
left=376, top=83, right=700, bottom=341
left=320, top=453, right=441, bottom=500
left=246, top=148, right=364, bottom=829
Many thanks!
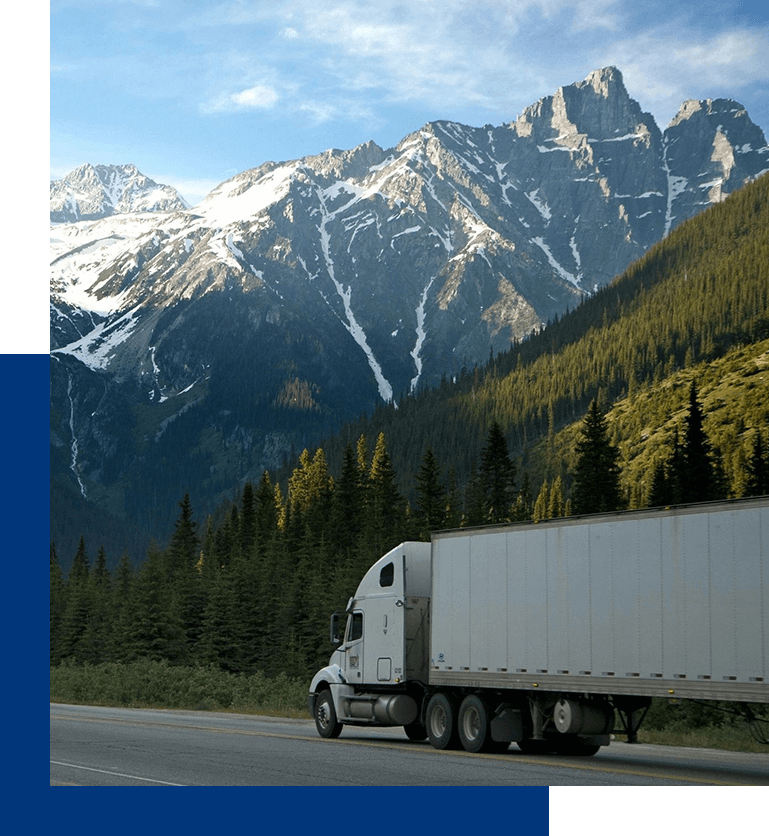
left=309, top=498, right=768, bottom=754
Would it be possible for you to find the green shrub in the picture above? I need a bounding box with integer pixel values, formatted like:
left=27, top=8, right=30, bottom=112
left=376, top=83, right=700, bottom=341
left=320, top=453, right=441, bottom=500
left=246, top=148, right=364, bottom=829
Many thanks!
left=50, top=659, right=309, bottom=715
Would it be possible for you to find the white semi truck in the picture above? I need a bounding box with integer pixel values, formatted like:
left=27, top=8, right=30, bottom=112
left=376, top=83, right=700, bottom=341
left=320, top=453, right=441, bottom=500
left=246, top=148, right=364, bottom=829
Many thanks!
left=309, top=498, right=768, bottom=755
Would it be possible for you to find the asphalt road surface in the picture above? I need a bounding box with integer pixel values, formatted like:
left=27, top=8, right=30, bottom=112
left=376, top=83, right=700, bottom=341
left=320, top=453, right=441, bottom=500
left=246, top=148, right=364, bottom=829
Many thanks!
left=50, top=703, right=769, bottom=787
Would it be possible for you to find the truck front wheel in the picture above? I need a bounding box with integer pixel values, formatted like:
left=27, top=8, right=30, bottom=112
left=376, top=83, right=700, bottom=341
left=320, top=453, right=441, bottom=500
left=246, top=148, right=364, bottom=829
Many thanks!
left=426, top=693, right=461, bottom=750
left=314, top=690, right=342, bottom=739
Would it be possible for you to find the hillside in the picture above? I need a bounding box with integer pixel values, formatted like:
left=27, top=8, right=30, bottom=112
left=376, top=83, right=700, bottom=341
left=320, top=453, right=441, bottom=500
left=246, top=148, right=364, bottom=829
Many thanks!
left=314, top=170, right=769, bottom=505
left=539, top=339, right=769, bottom=506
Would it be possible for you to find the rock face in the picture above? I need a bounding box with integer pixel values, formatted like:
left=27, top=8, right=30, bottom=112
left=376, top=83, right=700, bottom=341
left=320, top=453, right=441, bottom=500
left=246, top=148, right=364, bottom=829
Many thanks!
left=663, top=98, right=769, bottom=225
left=49, top=67, right=769, bottom=558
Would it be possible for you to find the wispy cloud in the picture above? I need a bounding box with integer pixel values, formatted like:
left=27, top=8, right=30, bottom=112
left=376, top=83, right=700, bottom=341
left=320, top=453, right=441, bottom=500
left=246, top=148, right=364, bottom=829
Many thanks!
left=203, top=83, right=280, bottom=113
left=189, top=0, right=769, bottom=131
left=601, top=22, right=769, bottom=126
left=50, top=0, right=769, bottom=203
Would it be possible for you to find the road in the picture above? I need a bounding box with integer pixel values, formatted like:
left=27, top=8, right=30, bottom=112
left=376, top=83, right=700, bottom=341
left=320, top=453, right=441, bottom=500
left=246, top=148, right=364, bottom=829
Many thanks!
left=50, top=703, right=769, bottom=787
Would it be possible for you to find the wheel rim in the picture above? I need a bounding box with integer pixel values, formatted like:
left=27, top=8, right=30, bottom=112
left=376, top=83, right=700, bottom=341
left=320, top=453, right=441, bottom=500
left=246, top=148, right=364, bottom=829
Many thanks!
left=462, top=706, right=481, bottom=743
left=430, top=704, right=447, bottom=738
left=318, top=700, right=331, bottom=730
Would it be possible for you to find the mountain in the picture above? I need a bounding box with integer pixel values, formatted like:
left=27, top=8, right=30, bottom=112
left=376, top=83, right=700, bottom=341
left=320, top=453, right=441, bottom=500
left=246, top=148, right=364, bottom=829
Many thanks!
left=50, top=67, right=769, bottom=564
left=50, top=163, right=189, bottom=223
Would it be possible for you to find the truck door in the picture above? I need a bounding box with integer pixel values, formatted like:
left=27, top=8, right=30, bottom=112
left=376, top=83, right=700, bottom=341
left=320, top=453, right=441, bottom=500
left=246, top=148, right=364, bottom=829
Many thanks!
left=343, top=611, right=364, bottom=683
left=361, top=556, right=406, bottom=685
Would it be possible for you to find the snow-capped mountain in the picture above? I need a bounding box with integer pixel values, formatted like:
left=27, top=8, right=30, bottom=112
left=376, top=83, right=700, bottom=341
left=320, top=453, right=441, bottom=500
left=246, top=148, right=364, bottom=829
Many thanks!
left=50, top=163, right=189, bottom=223
left=50, top=67, right=769, bottom=559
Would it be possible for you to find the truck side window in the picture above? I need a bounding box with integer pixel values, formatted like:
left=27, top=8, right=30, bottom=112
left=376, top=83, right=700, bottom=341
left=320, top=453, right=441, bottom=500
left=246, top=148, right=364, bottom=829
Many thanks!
left=349, top=612, right=363, bottom=641
left=379, top=562, right=394, bottom=588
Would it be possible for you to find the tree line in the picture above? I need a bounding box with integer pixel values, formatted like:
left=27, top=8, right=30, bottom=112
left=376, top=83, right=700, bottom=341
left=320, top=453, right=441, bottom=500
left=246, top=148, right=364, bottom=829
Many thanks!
left=51, top=387, right=769, bottom=682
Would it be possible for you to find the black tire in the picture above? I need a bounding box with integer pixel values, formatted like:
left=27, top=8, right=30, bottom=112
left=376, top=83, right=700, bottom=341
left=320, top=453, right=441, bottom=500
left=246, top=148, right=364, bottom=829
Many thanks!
left=457, top=694, right=493, bottom=753
left=426, top=692, right=461, bottom=750
left=403, top=721, right=428, bottom=741
left=314, top=690, right=342, bottom=739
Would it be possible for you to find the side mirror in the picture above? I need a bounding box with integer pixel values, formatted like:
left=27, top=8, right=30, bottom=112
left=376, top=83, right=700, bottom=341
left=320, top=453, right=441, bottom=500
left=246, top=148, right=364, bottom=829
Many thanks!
left=330, top=612, right=342, bottom=645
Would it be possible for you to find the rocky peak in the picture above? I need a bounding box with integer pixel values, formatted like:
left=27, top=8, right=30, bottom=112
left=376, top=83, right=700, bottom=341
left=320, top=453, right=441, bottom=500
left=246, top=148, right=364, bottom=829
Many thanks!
left=663, top=97, right=769, bottom=216
left=50, top=163, right=189, bottom=223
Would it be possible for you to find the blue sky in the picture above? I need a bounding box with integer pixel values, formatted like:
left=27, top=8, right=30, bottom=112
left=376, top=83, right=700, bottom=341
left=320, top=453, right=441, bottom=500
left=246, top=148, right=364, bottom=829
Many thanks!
left=49, top=0, right=769, bottom=206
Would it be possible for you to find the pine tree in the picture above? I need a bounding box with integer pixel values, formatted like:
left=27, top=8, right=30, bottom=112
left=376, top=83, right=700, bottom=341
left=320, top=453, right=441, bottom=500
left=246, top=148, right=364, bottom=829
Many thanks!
left=648, top=459, right=670, bottom=507
left=330, top=444, right=363, bottom=548
left=59, top=537, right=91, bottom=661
left=365, top=433, right=404, bottom=555
left=125, top=544, right=188, bottom=663
left=744, top=430, right=768, bottom=497
left=50, top=543, right=66, bottom=666
left=548, top=475, right=565, bottom=518
left=679, top=383, right=715, bottom=503
left=255, top=471, right=278, bottom=553
left=78, top=545, right=113, bottom=664
left=475, top=420, right=517, bottom=524
left=415, top=447, right=446, bottom=538
left=533, top=480, right=550, bottom=522
left=166, top=494, right=205, bottom=658
left=166, top=493, right=199, bottom=576
left=513, top=471, right=534, bottom=521
left=571, top=400, right=623, bottom=515
left=110, top=552, right=135, bottom=661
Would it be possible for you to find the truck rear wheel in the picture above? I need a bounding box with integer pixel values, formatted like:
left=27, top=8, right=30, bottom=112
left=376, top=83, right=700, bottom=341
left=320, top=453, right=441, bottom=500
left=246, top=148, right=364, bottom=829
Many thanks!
left=314, top=690, right=342, bottom=739
left=426, top=693, right=461, bottom=750
left=458, top=694, right=493, bottom=753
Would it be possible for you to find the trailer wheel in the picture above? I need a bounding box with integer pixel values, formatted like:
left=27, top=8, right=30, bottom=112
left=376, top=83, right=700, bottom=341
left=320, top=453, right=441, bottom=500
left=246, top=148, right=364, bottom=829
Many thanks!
left=426, top=693, right=460, bottom=750
left=457, top=694, right=493, bottom=753
left=314, top=689, right=342, bottom=739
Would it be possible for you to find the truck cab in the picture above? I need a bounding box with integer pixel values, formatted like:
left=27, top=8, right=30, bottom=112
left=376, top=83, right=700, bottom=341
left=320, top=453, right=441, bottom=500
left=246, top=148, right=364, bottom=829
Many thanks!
left=309, top=542, right=431, bottom=737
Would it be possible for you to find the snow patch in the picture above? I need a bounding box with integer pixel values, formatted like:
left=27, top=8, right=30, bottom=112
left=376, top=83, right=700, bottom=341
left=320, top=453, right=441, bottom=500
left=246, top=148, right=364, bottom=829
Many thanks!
left=662, top=141, right=688, bottom=237
left=525, top=189, right=552, bottom=221
left=196, top=163, right=299, bottom=227
left=55, top=305, right=142, bottom=370
left=314, top=181, right=394, bottom=403
left=532, top=237, right=579, bottom=287
left=410, top=277, right=435, bottom=393
left=390, top=226, right=421, bottom=249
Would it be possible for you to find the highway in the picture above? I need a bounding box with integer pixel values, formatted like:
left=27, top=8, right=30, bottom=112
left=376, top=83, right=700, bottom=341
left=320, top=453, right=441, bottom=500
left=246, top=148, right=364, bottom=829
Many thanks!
left=50, top=703, right=769, bottom=787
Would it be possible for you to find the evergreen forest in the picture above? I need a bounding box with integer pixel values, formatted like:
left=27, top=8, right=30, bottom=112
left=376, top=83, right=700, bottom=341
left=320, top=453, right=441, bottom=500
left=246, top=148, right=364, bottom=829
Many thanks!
left=51, top=173, right=769, bottom=697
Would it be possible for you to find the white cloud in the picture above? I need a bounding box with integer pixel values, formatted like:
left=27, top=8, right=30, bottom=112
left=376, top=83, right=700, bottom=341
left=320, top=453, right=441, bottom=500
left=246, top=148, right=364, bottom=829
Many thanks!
left=601, top=23, right=769, bottom=126
left=202, top=83, right=280, bottom=114
left=231, top=84, right=280, bottom=109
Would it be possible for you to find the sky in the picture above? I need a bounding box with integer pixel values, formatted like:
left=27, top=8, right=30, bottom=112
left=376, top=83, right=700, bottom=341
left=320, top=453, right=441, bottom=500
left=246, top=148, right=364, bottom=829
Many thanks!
left=49, top=0, right=769, bottom=207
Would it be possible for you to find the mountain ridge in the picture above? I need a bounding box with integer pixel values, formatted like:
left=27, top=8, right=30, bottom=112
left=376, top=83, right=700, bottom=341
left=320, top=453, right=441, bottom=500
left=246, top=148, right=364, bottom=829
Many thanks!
left=49, top=67, right=769, bottom=562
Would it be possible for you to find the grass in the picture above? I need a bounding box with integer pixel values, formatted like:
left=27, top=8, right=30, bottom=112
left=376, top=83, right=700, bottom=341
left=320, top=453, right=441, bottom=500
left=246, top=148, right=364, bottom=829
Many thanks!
left=635, top=726, right=768, bottom=754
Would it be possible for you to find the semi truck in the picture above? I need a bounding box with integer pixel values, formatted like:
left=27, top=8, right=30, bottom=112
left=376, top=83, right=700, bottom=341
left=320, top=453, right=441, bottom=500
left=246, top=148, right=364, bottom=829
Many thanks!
left=309, top=498, right=768, bottom=755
